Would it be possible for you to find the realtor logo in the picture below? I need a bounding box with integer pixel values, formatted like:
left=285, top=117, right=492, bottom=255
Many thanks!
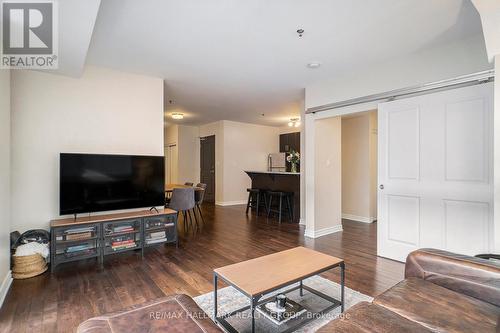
left=1, top=0, right=58, bottom=69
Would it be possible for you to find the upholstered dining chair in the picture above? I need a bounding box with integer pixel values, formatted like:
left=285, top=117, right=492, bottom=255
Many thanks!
left=194, top=183, right=207, bottom=224
left=168, top=188, right=196, bottom=232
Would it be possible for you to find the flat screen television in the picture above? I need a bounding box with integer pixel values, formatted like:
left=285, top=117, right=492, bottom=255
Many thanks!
left=60, top=153, right=165, bottom=215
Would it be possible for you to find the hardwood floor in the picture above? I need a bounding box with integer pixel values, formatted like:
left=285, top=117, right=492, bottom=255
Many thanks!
left=0, top=204, right=404, bottom=333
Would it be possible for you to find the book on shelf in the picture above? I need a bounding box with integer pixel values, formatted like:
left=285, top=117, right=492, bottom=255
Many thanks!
left=112, top=239, right=135, bottom=246
left=64, top=248, right=95, bottom=258
left=66, top=244, right=93, bottom=253
left=148, top=231, right=166, bottom=239
left=113, top=225, right=134, bottom=232
left=65, top=232, right=93, bottom=241
left=111, top=242, right=136, bottom=250
left=65, top=226, right=95, bottom=234
left=146, top=238, right=167, bottom=245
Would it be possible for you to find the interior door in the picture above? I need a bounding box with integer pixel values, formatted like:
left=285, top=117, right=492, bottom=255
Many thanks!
left=378, top=83, right=493, bottom=262
left=200, top=135, right=215, bottom=203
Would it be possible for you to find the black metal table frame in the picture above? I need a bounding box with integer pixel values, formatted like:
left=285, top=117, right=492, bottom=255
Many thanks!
left=213, top=262, right=345, bottom=333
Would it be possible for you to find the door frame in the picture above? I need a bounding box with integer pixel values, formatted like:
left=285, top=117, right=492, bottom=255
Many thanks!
left=304, top=101, right=379, bottom=238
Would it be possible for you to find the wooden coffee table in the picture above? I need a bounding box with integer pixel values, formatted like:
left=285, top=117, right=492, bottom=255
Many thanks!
left=213, top=247, right=345, bottom=333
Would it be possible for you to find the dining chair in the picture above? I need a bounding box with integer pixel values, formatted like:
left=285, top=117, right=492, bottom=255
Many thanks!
left=184, top=182, right=194, bottom=186
left=194, top=183, right=207, bottom=224
left=168, top=188, right=196, bottom=232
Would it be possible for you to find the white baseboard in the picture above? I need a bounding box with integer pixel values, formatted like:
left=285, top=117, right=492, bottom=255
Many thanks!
left=304, top=225, right=343, bottom=238
left=215, top=200, right=248, bottom=206
left=0, top=270, right=12, bottom=308
left=299, top=218, right=305, bottom=225
left=342, top=213, right=376, bottom=223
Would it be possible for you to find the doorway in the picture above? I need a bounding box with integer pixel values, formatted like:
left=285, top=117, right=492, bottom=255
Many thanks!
left=165, top=143, right=178, bottom=184
left=341, top=111, right=378, bottom=224
left=200, top=135, right=215, bottom=203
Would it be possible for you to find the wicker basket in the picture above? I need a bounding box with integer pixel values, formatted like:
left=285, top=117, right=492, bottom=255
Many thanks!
left=12, top=253, right=48, bottom=279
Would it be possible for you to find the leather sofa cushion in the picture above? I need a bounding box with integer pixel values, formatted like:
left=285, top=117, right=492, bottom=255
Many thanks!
left=317, top=301, right=432, bottom=332
left=77, top=294, right=221, bottom=333
left=374, top=278, right=500, bottom=333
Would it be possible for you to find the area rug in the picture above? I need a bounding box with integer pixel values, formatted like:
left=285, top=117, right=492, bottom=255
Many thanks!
left=194, top=275, right=372, bottom=332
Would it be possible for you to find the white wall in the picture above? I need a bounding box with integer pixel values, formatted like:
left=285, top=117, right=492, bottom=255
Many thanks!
left=369, top=112, right=378, bottom=220
left=11, top=66, right=164, bottom=231
left=341, top=113, right=373, bottom=222
left=0, top=70, right=12, bottom=305
left=221, top=120, right=280, bottom=205
left=306, top=35, right=492, bottom=109
left=495, top=55, right=500, bottom=252
left=306, top=116, right=342, bottom=237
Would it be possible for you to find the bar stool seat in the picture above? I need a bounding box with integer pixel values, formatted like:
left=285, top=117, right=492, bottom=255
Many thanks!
left=267, top=191, right=293, bottom=223
left=246, top=188, right=268, bottom=216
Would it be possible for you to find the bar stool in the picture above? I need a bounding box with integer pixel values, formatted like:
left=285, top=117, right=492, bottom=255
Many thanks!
left=246, top=188, right=268, bottom=216
left=267, top=191, right=293, bottom=223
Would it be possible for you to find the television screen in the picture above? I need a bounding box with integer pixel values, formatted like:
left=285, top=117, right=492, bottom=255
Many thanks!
left=60, top=153, right=165, bottom=215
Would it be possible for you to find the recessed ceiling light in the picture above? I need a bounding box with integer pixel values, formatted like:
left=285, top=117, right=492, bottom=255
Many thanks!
left=171, top=113, right=184, bottom=120
left=307, top=62, right=321, bottom=69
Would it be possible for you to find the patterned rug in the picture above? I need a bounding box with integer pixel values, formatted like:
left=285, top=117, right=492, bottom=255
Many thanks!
left=194, top=275, right=372, bottom=332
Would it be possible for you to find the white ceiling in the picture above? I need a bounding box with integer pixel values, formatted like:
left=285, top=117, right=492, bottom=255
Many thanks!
left=85, top=0, right=483, bottom=126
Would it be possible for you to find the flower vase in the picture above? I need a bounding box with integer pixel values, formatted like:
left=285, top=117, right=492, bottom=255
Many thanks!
left=291, top=163, right=298, bottom=173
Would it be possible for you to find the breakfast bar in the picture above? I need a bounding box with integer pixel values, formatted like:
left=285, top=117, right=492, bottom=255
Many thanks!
left=245, top=171, right=300, bottom=223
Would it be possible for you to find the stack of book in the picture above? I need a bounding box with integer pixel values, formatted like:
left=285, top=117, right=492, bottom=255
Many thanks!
left=146, top=231, right=167, bottom=245
left=111, top=236, right=136, bottom=251
left=64, top=243, right=94, bottom=258
left=109, top=224, right=135, bottom=235
left=56, top=226, right=95, bottom=241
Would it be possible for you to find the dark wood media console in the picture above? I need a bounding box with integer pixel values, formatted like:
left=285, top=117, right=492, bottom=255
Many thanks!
left=50, top=208, right=178, bottom=272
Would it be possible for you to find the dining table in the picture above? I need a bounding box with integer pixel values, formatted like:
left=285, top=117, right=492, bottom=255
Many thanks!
left=165, top=184, right=204, bottom=193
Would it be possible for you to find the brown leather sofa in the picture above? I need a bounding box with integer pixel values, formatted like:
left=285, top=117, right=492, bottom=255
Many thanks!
left=78, top=249, right=500, bottom=333
left=77, top=294, right=221, bottom=333
left=319, top=248, right=500, bottom=332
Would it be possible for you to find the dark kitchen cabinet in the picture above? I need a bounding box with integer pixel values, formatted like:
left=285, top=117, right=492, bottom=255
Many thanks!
left=279, top=132, right=300, bottom=153
left=279, top=132, right=300, bottom=172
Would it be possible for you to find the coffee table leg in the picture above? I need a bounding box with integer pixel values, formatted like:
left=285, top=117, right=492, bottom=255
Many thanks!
left=340, top=262, right=345, bottom=313
left=299, top=280, right=303, bottom=296
left=250, top=297, right=256, bottom=333
left=213, top=273, right=218, bottom=322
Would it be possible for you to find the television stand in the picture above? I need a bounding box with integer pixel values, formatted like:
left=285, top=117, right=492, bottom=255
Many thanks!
left=50, top=208, right=178, bottom=272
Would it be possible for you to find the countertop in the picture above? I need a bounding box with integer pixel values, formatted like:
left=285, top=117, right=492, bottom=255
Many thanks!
left=245, top=170, right=300, bottom=175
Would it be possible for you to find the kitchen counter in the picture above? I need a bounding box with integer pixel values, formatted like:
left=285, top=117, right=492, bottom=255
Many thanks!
left=245, top=171, right=300, bottom=223
left=244, top=170, right=300, bottom=175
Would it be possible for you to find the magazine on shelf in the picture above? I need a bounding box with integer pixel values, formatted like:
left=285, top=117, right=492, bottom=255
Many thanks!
left=256, top=299, right=306, bottom=325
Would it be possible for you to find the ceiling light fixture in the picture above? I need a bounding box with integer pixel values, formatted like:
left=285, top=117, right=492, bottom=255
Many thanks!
left=288, top=118, right=301, bottom=127
left=171, top=113, right=184, bottom=120
left=307, top=62, right=321, bottom=69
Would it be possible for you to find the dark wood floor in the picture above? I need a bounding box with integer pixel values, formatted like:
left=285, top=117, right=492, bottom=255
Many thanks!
left=0, top=204, right=404, bottom=333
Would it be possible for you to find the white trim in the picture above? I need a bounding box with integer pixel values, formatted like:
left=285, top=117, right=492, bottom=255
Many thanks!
left=215, top=200, right=248, bottom=206
left=342, top=213, right=376, bottom=223
left=299, top=218, right=305, bottom=225
left=307, top=70, right=495, bottom=114
left=0, top=270, right=12, bottom=308
left=304, top=225, right=343, bottom=238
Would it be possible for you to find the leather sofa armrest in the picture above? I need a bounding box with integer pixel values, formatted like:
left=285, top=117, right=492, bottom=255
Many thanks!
left=405, top=248, right=500, bottom=306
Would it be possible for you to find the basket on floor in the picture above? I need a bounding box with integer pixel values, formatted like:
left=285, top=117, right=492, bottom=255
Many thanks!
left=12, top=253, right=48, bottom=279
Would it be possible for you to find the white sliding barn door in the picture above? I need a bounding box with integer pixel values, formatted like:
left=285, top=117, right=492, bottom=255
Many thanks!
left=378, top=83, right=493, bottom=262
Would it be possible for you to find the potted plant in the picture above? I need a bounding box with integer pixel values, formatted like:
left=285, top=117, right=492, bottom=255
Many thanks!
left=287, top=150, right=300, bottom=173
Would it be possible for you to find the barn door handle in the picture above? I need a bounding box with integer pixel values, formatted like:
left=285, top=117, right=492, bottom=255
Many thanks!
left=379, top=184, right=384, bottom=190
